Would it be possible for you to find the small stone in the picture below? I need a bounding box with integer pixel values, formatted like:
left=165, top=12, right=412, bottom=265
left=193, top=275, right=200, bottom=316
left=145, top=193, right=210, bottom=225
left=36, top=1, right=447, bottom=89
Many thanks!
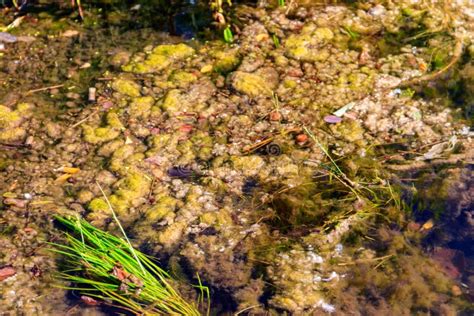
left=296, top=134, right=308, bottom=144
left=451, top=285, right=462, bottom=296
left=3, top=198, right=26, bottom=208
left=269, top=111, right=282, bottom=121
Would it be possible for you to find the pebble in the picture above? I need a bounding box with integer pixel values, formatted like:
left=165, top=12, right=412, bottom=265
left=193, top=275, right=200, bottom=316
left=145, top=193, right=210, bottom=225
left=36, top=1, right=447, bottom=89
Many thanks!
left=296, top=134, right=308, bottom=143
left=0, top=32, right=17, bottom=43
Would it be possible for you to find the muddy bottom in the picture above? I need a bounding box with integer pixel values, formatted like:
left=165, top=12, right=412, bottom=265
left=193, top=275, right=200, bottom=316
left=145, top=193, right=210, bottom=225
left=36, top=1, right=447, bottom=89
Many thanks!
left=0, top=1, right=473, bottom=315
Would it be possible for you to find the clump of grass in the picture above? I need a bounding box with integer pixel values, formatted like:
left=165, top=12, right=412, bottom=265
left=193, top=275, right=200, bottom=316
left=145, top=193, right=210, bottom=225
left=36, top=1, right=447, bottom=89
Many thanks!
left=51, top=183, right=209, bottom=315
left=51, top=215, right=208, bottom=315
left=52, top=215, right=209, bottom=315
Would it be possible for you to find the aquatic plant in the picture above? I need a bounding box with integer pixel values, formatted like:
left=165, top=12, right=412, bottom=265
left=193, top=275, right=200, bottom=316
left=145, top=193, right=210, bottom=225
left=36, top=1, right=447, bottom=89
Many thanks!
left=51, top=185, right=209, bottom=315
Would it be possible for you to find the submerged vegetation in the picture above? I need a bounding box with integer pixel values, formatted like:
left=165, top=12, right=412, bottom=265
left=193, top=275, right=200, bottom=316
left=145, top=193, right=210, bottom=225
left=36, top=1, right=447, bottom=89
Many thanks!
left=52, top=214, right=209, bottom=315
left=0, top=0, right=472, bottom=314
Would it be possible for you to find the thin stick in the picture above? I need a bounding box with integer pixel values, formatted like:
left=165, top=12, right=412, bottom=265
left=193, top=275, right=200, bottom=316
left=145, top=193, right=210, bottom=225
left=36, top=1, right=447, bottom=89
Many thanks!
left=398, top=39, right=463, bottom=87
left=26, top=84, right=65, bottom=95
left=235, top=304, right=261, bottom=315
left=70, top=109, right=99, bottom=128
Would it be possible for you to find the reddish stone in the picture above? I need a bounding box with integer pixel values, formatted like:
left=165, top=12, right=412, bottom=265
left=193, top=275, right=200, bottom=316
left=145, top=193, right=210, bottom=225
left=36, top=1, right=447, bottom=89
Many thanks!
left=296, top=134, right=308, bottom=143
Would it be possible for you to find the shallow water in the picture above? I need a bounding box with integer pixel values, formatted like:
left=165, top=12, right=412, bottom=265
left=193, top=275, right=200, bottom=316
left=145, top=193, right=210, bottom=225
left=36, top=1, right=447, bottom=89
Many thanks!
left=0, top=1, right=473, bottom=315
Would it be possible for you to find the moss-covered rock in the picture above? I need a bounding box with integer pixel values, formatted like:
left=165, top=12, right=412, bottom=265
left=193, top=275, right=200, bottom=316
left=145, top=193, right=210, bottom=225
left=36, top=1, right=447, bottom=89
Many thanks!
left=0, top=103, right=33, bottom=141
left=111, top=78, right=141, bottom=97
left=231, top=155, right=265, bottom=177
left=146, top=196, right=179, bottom=222
left=123, top=44, right=194, bottom=74
left=0, top=105, right=20, bottom=128
left=285, top=26, right=333, bottom=62
left=157, top=221, right=187, bottom=250
left=129, top=96, right=154, bottom=119
left=169, top=71, right=198, bottom=88
left=229, top=68, right=279, bottom=98
left=213, top=48, right=241, bottom=73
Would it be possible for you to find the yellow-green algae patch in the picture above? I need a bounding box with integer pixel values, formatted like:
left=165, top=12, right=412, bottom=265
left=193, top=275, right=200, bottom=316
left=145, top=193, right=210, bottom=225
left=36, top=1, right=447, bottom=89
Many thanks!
left=285, top=26, right=334, bottom=62
left=146, top=196, right=179, bottom=222
left=212, top=48, right=241, bottom=73
left=123, top=43, right=195, bottom=74
left=168, top=71, right=198, bottom=88
left=82, top=112, right=124, bottom=144
left=231, top=155, right=265, bottom=177
left=230, top=71, right=272, bottom=98
left=160, top=89, right=189, bottom=115
left=88, top=170, right=151, bottom=221
left=111, top=78, right=142, bottom=97
left=129, top=96, right=155, bottom=119
left=0, top=103, right=34, bottom=141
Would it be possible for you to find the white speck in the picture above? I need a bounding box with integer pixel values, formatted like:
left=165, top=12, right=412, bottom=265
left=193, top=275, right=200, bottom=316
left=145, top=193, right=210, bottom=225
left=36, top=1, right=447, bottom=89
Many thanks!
left=322, top=271, right=339, bottom=282
left=317, top=300, right=336, bottom=313
left=23, top=193, right=33, bottom=200
left=389, top=88, right=402, bottom=97
left=307, top=252, right=324, bottom=264
left=368, top=5, right=386, bottom=17
left=335, top=244, right=343, bottom=254
left=313, top=275, right=322, bottom=283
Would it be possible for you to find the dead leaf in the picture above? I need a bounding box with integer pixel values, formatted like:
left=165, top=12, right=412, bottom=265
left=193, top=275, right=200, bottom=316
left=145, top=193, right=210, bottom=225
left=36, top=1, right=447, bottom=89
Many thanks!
left=112, top=265, right=130, bottom=281
left=0, top=267, right=16, bottom=281
left=421, top=219, right=434, bottom=231
left=62, top=167, right=80, bottom=174
left=54, top=173, right=72, bottom=184
left=80, top=295, right=100, bottom=306
left=61, top=30, right=80, bottom=38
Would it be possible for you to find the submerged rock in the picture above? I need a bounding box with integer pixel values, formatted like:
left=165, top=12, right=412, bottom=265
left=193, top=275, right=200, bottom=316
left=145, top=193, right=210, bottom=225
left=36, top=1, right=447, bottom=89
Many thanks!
left=285, top=26, right=334, bottom=62
left=229, top=67, right=279, bottom=98
left=123, top=43, right=194, bottom=74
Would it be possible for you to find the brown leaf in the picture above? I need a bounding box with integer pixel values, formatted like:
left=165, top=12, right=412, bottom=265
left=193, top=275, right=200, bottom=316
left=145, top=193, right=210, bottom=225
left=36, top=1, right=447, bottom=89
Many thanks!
left=80, top=295, right=100, bottom=306
left=112, top=265, right=130, bottom=281
left=0, top=267, right=16, bottom=281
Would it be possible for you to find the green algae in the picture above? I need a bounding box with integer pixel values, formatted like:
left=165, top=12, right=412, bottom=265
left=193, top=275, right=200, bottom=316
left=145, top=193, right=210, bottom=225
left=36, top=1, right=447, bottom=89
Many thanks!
left=109, top=144, right=135, bottom=172
left=82, top=112, right=124, bottom=144
left=88, top=170, right=151, bottom=222
left=146, top=196, right=179, bottom=222
left=123, top=44, right=195, bottom=74
left=111, top=78, right=142, bottom=97
left=230, top=71, right=272, bottom=98
left=231, top=155, right=265, bottom=177
left=212, top=48, right=241, bottom=73
left=169, top=71, right=198, bottom=88
left=191, top=131, right=213, bottom=160
left=161, top=89, right=185, bottom=115
left=0, top=105, right=21, bottom=128
left=0, top=103, right=33, bottom=141
left=129, top=96, right=155, bottom=119
left=200, top=209, right=233, bottom=228
left=285, top=26, right=333, bottom=62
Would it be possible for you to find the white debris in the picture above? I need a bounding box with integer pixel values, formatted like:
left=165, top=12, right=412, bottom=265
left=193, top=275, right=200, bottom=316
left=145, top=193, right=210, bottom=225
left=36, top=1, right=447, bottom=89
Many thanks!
left=307, top=252, right=324, bottom=264
left=322, top=271, right=339, bottom=282
left=317, top=299, right=336, bottom=313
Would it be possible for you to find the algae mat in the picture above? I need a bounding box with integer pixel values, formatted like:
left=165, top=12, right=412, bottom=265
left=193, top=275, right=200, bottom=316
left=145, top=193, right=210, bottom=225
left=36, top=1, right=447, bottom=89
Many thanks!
left=0, top=1, right=473, bottom=314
